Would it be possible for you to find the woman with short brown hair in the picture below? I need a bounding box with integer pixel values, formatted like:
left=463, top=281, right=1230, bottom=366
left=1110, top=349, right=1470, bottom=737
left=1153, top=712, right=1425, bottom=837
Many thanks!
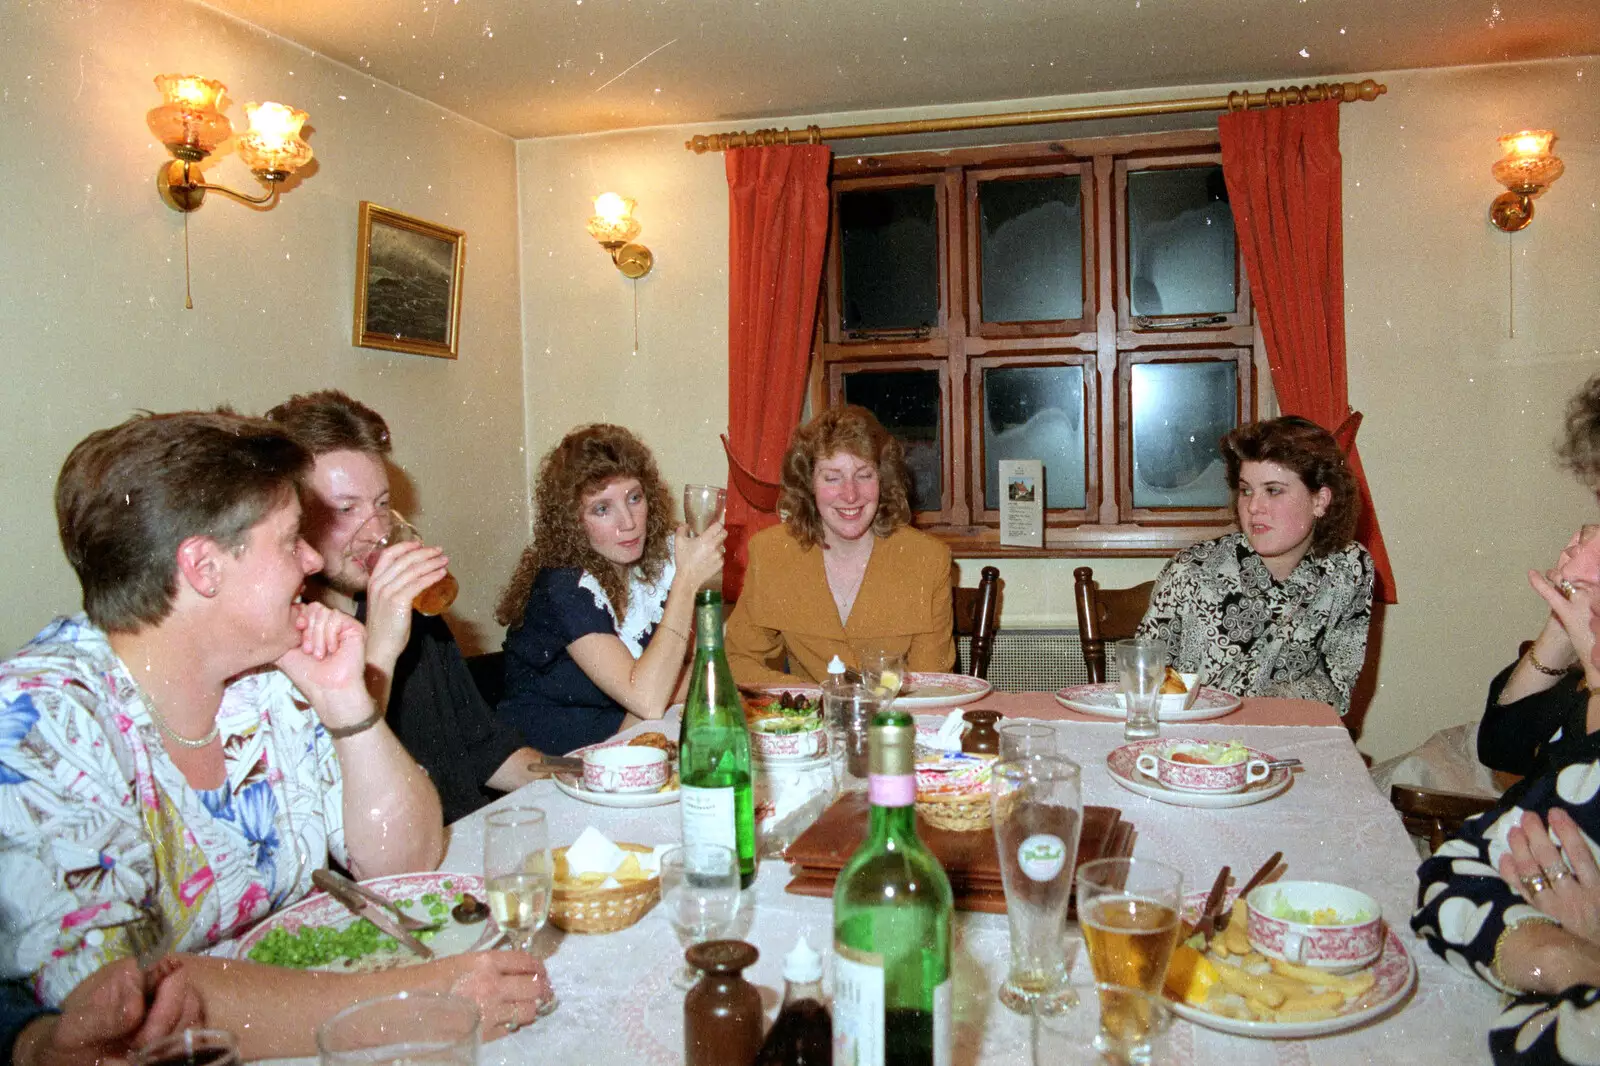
left=725, top=405, right=955, bottom=684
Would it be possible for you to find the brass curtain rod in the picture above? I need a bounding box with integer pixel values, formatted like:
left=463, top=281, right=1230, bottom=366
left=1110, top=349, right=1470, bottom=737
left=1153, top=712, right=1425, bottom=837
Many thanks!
left=685, top=79, right=1385, bottom=153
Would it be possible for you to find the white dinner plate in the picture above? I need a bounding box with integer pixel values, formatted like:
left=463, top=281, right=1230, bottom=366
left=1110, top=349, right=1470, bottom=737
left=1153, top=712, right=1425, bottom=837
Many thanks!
left=1167, top=890, right=1416, bottom=1038
left=552, top=772, right=680, bottom=807
left=1104, top=739, right=1293, bottom=808
left=232, top=872, right=495, bottom=971
left=1054, top=681, right=1240, bottom=721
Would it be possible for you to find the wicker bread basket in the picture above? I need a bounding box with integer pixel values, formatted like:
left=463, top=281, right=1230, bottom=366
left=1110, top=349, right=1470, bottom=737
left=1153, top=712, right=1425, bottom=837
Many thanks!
left=549, top=842, right=660, bottom=934
left=915, top=790, right=992, bottom=832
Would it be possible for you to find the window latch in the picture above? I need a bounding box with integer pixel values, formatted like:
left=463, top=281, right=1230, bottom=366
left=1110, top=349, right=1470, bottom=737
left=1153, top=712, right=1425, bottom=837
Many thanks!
left=1135, top=314, right=1227, bottom=330
left=844, top=326, right=933, bottom=341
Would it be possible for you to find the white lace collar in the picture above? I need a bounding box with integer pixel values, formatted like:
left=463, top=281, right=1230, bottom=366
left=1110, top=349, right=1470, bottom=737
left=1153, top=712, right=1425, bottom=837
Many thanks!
left=576, top=535, right=677, bottom=658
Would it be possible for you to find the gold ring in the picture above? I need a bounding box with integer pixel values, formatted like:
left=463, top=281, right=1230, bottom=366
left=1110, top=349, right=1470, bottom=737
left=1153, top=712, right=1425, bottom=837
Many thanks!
left=1549, top=866, right=1573, bottom=883
left=1524, top=873, right=1549, bottom=894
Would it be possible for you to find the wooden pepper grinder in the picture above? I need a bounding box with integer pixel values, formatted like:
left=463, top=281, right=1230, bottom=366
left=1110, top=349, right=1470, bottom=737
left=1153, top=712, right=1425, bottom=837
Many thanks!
left=961, top=709, right=1002, bottom=755
left=684, top=940, right=764, bottom=1066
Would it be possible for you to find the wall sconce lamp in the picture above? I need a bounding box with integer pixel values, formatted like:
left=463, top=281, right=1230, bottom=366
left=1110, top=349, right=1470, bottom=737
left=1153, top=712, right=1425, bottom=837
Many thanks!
left=586, top=193, right=654, bottom=278
left=147, top=73, right=313, bottom=213
left=1489, top=129, right=1564, bottom=232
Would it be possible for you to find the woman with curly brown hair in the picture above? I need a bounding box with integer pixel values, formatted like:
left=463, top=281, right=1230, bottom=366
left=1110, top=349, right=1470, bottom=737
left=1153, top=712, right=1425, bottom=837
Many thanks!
left=725, top=405, right=955, bottom=685
left=1136, top=415, right=1375, bottom=715
left=494, top=424, right=725, bottom=753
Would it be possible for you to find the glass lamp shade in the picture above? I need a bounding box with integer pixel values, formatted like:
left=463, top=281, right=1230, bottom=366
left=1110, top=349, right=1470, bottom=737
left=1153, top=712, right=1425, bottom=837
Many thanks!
left=1492, top=129, right=1564, bottom=199
left=237, top=102, right=313, bottom=178
left=587, top=193, right=641, bottom=244
left=147, top=74, right=232, bottom=160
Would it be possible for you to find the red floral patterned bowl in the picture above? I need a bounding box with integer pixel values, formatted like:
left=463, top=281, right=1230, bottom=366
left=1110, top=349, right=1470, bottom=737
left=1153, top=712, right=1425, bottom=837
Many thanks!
left=582, top=745, right=668, bottom=793
left=1134, top=741, right=1270, bottom=793
left=749, top=720, right=827, bottom=761
left=1245, top=881, right=1384, bottom=972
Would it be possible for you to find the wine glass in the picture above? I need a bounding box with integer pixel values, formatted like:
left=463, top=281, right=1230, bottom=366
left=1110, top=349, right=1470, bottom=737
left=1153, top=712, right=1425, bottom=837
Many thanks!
left=859, top=648, right=907, bottom=708
left=483, top=808, right=558, bottom=1015
left=660, top=843, right=740, bottom=989
left=683, top=485, right=727, bottom=537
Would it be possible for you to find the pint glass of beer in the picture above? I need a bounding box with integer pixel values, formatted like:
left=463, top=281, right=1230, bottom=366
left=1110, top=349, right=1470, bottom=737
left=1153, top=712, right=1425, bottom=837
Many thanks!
left=1076, top=858, right=1183, bottom=1063
left=364, top=510, right=459, bottom=616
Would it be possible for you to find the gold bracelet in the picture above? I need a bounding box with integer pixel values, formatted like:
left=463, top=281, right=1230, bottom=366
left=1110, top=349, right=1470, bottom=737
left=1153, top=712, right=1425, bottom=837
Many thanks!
left=1526, top=648, right=1571, bottom=676
left=1491, top=915, right=1563, bottom=991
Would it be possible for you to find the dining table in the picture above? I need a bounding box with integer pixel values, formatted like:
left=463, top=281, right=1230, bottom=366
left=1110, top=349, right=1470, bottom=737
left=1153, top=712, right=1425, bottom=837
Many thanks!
left=317, top=694, right=1505, bottom=1066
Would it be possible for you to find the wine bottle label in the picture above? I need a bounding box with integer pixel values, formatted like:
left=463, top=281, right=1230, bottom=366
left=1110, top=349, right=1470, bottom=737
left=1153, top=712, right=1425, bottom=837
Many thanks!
left=932, top=977, right=952, bottom=1066
left=680, top=784, right=737, bottom=851
left=1017, top=833, right=1068, bottom=882
left=866, top=773, right=915, bottom=807
left=832, top=943, right=885, bottom=1066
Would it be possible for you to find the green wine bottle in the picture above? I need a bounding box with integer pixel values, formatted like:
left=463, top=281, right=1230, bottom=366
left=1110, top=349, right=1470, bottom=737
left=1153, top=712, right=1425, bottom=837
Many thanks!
left=678, top=587, right=757, bottom=888
left=832, top=709, right=953, bottom=1066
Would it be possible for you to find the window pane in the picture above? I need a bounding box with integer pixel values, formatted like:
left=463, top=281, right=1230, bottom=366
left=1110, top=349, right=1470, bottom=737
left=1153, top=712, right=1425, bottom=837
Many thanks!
left=978, top=176, right=1083, bottom=323
left=1130, top=361, right=1237, bottom=508
left=841, top=370, right=943, bottom=511
left=981, top=366, right=1086, bottom=510
left=839, top=187, right=939, bottom=331
left=1127, top=166, right=1236, bottom=318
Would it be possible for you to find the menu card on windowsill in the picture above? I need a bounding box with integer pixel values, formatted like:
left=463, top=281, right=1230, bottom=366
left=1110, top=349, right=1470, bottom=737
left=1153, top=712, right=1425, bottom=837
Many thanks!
left=999, top=458, right=1044, bottom=548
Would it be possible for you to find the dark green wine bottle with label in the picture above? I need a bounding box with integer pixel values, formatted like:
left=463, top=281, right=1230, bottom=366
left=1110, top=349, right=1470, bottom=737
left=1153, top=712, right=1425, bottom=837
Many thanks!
left=678, top=588, right=757, bottom=888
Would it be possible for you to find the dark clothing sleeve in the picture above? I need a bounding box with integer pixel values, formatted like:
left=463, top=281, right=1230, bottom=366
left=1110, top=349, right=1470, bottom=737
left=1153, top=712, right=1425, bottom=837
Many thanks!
left=1480, top=661, right=1591, bottom=779
left=1, top=979, right=51, bottom=1066
left=365, top=603, right=526, bottom=826
left=497, top=568, right=634, bottom=755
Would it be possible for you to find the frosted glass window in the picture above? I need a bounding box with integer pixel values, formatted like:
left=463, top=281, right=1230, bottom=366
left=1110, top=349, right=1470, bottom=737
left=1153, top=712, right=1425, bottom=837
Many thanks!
left=839, top=187, right=939, bottom=331
left=1130, top=362, right=1236, bottom=508
left=981, top=366, right=1086, bottom=510
left=1127, top=166, right=1236, bottom=318
left=978, top=176, right=1083, bottom=322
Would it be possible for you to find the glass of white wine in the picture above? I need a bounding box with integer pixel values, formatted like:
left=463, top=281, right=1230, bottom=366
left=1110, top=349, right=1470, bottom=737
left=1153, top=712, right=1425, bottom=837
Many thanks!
left=859, top=648, right=907, bottom=708
left=660, top=843, right=740, bottom=989
left=483, top=807, right=557, bottom=1017
left=683, top=484, right=727, bottom=537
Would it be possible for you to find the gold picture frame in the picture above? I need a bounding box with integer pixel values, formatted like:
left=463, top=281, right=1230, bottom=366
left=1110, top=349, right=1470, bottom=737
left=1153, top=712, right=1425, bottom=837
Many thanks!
left=352, top=202, right=466, bottom=359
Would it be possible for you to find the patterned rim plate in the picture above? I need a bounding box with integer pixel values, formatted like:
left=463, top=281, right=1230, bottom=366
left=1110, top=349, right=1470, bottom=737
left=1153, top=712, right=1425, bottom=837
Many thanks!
left=1054, top=682, right=1241, bottom=721
left=1105, top=738, right=1292, bottom=809
left=1166, top=889, right=1416, bottom=1039
left=231, top=872, right=494, bottom=971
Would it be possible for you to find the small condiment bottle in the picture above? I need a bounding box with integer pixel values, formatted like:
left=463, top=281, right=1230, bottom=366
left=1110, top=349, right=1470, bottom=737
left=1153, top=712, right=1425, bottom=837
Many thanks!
left=684, top=940, right=764, bottom=1066
left=752, top=937, right=831, bottom=1066
left=961, top=709, right=1002, bottom=755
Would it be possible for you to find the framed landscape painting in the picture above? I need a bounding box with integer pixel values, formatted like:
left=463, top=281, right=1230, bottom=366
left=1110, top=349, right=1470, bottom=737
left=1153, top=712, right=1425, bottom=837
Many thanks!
left=352, top=202, right=466, bottom=359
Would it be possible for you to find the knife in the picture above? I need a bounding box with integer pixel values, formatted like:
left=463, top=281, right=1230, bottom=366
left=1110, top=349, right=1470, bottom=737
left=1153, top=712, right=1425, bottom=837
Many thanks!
left=1213, top=851, right=1283, bottom=933
left=525, top=754, right=585, bottom=777
left=312, top=869, right=435, bottom=959
left=1190, top=865, right=1231, bottom=946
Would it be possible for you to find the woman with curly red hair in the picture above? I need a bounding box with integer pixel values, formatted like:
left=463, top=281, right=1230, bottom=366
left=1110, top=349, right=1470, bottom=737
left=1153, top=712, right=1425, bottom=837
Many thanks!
left=725, top=405, right=955, bottom=684
left=494, top=424, right=725, bottom=753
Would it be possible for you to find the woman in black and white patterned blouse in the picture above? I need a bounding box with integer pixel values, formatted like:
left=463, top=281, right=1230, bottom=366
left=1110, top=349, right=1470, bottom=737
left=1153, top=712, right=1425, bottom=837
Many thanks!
left=1136, top=416, right=1374, bottom=715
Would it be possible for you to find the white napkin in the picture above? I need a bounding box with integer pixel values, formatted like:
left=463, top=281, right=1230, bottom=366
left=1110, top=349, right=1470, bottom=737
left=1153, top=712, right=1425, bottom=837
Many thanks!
left=930, top=709, right=968, bottom=753
left=565, top=826, right=626, bottom=876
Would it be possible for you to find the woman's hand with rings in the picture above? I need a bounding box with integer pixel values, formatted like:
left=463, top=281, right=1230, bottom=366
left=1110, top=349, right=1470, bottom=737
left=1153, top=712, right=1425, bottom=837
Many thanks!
left=1499, top=808, right=1600, bottom=945
left=441, top=949, right=553, bottom=1041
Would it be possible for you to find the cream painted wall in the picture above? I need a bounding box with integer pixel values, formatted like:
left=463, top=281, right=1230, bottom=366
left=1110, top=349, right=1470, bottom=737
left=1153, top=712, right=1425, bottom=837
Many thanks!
left=518, top=59, right=1599, bottom=760
left=0, top=0, right=528, bottom=655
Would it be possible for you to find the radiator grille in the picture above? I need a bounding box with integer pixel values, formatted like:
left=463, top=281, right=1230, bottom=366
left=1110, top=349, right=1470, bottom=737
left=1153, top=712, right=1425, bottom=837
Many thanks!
left=960, top=629, right=1104, bottom=692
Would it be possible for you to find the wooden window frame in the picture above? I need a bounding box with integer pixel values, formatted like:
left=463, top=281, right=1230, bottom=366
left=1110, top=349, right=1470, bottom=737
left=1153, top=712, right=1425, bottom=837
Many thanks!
left=819, top=130, right=1271, bottom=559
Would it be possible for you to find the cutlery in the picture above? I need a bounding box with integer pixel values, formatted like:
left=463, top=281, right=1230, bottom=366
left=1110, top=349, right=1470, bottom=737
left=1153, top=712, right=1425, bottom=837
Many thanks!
left=312, top=869, right=435, bottom=959
left=1213, top=851, right=1283, bottom=932
left=525, top=754, right=585, bottom=777
left=315, top=867, right=435, bottom=931
left=1190, top=865, right=1232, bottom=946
left=1266, top=758, right=1303, bottom=771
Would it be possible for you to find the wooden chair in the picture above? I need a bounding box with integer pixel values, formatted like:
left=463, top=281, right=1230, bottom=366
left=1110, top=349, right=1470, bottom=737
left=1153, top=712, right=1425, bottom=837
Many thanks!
left=1072, top=566, right=1156, bottom=683
left=953, top=566, right=1002, bottom=680
left=1390, top=784, right=1497, bottom=854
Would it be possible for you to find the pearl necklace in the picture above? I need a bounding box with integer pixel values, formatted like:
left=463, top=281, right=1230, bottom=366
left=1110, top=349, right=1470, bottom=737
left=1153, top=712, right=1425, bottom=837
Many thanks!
left=129, top=675, right=220, bottom=749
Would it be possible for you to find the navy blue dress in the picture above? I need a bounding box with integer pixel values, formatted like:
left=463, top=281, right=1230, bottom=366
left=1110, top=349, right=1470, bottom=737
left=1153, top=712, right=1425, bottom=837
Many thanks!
left=497, top=564, right=671, bottom=755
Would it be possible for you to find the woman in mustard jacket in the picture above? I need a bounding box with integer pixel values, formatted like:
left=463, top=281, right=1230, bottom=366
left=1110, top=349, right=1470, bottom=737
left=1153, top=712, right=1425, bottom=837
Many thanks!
left=725, top=405, right=955, bottom=684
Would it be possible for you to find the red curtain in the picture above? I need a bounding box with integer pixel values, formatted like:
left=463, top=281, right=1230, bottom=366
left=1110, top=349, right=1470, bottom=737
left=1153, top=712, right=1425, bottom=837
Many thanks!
left=1219, top=101, right=1397, bottom=603
left=723, top=144, right=833, bottom=601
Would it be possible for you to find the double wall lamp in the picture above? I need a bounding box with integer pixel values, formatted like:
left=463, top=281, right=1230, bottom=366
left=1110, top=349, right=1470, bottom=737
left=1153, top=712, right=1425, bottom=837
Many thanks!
left=1489, top=129, right=1563, bottom=232
left=586, top=193, right=654, bottom=278
left=147, top=73, right=313, bottom=214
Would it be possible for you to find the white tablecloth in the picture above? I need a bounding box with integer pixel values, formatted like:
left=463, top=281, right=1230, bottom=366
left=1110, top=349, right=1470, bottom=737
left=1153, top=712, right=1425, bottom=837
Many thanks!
left=441, top=715, right=1503, bottom=1066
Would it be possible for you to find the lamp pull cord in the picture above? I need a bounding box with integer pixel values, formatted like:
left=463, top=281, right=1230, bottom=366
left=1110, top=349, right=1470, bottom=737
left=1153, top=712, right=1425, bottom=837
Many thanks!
left=184, top=210, right=195, bottom=311
left=1507, top=229, right=1515, bottom=340
left=632, top=278, right=640, bottom=356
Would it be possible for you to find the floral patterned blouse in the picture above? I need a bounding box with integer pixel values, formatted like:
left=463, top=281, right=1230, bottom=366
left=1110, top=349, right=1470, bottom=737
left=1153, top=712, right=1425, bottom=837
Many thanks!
left=1135, top=532, right=1374, bottom=715
left=0, top=616, right=346, bottom=1006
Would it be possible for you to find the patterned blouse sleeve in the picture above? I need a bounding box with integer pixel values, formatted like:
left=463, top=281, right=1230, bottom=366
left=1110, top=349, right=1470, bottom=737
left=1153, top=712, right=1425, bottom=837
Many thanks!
left=0, top=679, right=157, bottom=1006
left=1412, top=758, right=1600, bottom=993
left=1136, top=553, right=1194, bottom=654
left=1320, top=549, right=1375, bottom=715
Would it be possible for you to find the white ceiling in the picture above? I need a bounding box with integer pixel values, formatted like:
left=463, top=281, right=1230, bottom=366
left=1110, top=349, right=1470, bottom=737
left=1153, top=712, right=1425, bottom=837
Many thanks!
left=199, top=0, right=1600, bottom=139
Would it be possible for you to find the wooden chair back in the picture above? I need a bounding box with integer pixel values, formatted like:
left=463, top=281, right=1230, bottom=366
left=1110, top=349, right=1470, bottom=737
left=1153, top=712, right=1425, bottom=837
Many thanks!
left=953, top=566, right=1002, bottom=680
left=1389, top=784, right=1497, bottom=854
left=1072, top=566, right=1155, bottom=684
